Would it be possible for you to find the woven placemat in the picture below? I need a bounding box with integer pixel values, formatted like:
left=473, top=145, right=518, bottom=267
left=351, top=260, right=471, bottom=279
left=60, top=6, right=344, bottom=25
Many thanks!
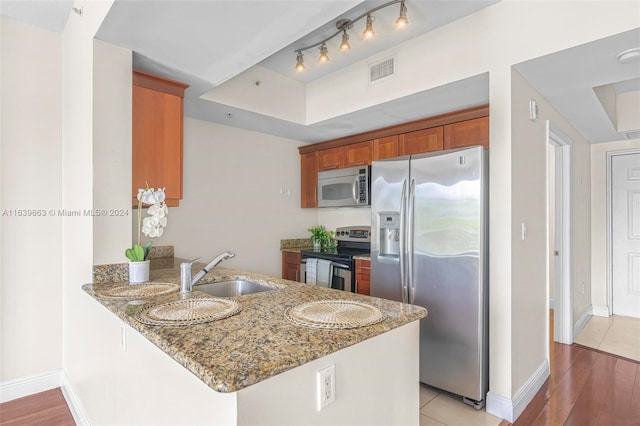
left=95, top=283, right=179, bottom=300
left=286, top=300, right=385, bottom=329
left=135, top=298, right=242, bottom=326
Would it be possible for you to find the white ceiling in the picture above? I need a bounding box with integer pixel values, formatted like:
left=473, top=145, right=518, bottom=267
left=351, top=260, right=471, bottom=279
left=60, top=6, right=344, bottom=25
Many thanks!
left=2, top=1, right=639, bottom=144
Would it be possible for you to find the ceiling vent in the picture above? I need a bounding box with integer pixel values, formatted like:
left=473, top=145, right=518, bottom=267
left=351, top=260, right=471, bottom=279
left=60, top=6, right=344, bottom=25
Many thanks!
left=369, top=57, right=395, bottom=84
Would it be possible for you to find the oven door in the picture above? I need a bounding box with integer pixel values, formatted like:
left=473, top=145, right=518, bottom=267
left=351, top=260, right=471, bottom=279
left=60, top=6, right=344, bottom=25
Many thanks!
left=300, top=259, right=354, bottom=292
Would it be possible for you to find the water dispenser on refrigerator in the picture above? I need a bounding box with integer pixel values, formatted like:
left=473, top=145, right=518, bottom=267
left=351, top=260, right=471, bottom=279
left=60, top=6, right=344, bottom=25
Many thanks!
left=379, top=212, right=400, bottom=258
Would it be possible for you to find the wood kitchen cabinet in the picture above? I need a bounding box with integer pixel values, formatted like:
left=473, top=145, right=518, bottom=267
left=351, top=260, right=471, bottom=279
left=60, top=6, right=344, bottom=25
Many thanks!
left=373, top=135, right=399, bottom=160
left=399, top=127, right=444, bottom=156
left=355, top=259, right=371, bottom=296
left=344, top=141, right=373, bottom=167
left=318, top=146, right=345, bottom=171
left=300, top=152, right=318, bottom=208
left=443, top=117, right=489, bottom=149
left=132, top=71, right=189, bottom=207
left=282, top=251, right=302, bottom=282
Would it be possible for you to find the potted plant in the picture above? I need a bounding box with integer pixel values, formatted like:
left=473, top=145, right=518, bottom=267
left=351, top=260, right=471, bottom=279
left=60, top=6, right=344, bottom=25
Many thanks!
left=307, top=225, right=335, bottom=250
left=126, top=184, right=168, bottom=283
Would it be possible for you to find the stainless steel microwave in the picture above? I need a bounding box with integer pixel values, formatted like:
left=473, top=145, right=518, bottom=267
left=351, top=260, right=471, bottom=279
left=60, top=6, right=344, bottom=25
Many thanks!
left=317, top=166, right=370, bottom=207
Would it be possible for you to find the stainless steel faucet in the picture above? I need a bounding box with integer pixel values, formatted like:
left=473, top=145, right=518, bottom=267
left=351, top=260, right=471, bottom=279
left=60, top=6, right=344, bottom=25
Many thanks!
left=180, top=251, right=236, bottom=293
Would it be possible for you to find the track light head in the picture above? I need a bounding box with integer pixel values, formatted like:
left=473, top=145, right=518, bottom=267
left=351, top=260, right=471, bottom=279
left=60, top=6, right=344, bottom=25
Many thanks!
left=295, top=51, right=305, bottom=71
left=396, top=1, right=408, bottom=27
left=319, top=43, right=330, bottom=62
left=363, top=14, right=375, bottom=39
left=340, top=30, right=351, bottom=50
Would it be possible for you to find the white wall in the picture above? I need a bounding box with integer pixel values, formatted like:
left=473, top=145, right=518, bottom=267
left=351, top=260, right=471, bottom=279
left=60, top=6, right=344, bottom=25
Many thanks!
left=145, top=117, right=316, bottom=277
left=0, top=17, right=63, bottom=382
left=510, top=69, right=592, bottom=389
left=93, top=39, right=132, bottom=265
left=591, top=138, right=640, bottom=313
left=60, top=1, right=115, bottom=420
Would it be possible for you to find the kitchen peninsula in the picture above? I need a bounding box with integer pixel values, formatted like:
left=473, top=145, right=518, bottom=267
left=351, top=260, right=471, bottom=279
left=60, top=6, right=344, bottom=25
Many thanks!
left=83, top=260, right=426, bottom=425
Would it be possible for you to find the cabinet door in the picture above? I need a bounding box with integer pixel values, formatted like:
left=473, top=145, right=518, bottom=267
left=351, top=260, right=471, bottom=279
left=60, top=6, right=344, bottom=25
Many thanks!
left=282, top=252, right=301, bottom=281
left=132, top=71, right=188, bottom=207
left=300, top=152, right=318, bottom=208
left=373, top=135, right=399, bottom=160
left=318, top=147, right=345, bottom=171
left=443, top=117, right=489, bottom=149
left=398, top=127, right=443, bottom=156
left=344, top=141, right=372, bottom=167
left=355, top=259, right=371, bottom=295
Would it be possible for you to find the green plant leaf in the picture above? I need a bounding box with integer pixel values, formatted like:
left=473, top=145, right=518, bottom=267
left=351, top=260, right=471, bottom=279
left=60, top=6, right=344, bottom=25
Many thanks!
left=133, top=244, right=144, bottom=261
left=125, top=248, right=135, bottom=261
left=143, top=241, right=152, bottom=260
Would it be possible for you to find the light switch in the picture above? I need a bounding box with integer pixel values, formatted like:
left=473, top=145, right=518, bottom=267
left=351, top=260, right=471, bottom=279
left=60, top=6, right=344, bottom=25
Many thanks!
left=521, top=222, right=527, bottom=241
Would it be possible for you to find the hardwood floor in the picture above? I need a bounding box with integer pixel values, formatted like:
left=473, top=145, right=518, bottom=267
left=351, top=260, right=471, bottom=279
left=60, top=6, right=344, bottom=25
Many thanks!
left=0, top=388, right=74, bottom=425
left=499, top=311, right=640, bottom=426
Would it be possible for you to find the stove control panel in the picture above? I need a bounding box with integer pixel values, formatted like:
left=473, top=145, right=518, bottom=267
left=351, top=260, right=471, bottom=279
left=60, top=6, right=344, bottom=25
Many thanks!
left=334, top=226, right=371, bottom=242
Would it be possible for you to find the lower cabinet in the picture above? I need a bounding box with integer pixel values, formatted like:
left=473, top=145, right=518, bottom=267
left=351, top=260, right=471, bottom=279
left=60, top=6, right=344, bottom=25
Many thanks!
left=282, top=251, right=302, bottom=282
left=355, top=259, right=371, bottom=296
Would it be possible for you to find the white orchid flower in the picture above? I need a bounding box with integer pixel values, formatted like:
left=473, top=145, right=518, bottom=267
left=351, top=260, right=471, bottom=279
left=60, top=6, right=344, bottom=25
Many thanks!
left=154, top=188, right=166, bottom=204
left=137, top=187, right=156, bottom=205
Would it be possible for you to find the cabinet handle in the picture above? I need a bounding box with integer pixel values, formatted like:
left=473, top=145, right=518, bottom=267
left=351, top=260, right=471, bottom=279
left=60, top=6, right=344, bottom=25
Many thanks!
left=355, top=279, right=358, bottom=294
left=322, top=165, right=339, bottom=170
left=349, top=161, right=366, bottom=166
left=295, top=269, right=299, bottom=281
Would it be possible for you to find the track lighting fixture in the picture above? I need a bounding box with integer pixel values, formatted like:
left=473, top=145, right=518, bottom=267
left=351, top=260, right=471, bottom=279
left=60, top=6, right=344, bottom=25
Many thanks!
left=293, top=0, right=408, bottom=71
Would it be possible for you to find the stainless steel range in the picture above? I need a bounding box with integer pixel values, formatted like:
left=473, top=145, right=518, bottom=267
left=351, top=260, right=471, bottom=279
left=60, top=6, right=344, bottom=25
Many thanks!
left=299, top=226, right=371, bottom=292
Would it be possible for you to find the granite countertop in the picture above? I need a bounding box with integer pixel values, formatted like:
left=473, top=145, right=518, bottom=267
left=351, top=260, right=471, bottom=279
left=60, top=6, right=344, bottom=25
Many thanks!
left=83, top=262, right=426, bottom=394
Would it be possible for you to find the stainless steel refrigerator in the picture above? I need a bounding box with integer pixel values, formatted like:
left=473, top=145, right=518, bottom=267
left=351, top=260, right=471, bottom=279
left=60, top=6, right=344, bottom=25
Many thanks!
left=370, top=145, right=488, bottom=407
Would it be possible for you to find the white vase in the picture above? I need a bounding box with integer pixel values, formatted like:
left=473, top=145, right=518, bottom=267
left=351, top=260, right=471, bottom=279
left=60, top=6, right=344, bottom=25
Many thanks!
left=129, top=260, right=150, bottom=284
left=312, top=241, right=321, bottom=250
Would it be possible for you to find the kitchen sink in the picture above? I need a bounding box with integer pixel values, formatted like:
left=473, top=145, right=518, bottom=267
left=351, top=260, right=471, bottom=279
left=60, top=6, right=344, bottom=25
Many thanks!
left=194, top=280, right=275, bottom=297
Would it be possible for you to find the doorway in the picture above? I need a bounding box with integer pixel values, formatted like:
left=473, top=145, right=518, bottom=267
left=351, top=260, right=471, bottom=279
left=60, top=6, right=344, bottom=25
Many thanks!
left=608, top=150, right=640, bottom=318
left=547, top=122, right=572, bottom=345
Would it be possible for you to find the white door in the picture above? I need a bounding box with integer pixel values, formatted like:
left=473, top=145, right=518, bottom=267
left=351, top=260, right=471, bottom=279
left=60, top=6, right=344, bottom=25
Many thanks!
left=612, top=152, right=640, bottom=317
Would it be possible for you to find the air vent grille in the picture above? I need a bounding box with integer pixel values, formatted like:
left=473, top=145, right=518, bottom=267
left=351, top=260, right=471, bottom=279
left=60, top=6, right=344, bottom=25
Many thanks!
left=369, top=57, right=395, bottom=83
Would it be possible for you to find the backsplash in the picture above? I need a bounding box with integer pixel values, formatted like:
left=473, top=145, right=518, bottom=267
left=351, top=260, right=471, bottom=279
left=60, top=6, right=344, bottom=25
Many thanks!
left=93, top=245, right=175, bottom=283
left=316, top=207, right=371, bottom=232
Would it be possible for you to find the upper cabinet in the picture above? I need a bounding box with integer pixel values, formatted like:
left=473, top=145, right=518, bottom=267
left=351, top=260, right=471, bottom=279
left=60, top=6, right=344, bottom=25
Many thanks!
left=399, top=127, right=444, bottom=155
left=373, top=135, right=399, bottom=160
left=300, top=152, right=318, bottom=208
left=444, top=117, right=489, bottom=150
left=132, top=71, right=189, bottom=207
left=298, top=105, right=489, bottom=208
left=344, top=141, right=373, bottom=167
left=318, top=146, right=345, bottom=171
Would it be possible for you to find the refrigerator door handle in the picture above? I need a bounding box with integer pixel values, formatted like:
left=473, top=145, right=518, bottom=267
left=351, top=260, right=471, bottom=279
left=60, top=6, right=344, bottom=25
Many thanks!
left=408, top=179, right=416, bottom=304
left=399, top=179, right=408, bottom=303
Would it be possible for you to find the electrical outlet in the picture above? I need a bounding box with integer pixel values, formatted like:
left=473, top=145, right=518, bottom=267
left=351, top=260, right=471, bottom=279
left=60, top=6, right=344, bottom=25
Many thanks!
left=317, top=365, right=336, bottom=410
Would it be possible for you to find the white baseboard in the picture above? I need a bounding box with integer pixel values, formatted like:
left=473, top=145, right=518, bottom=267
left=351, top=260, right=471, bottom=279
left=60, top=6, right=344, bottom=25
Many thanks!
left=592, top=304, right=610, bottom=317
left=548, top=298, right=555, bottom=309
left=574, top=305, right=593, bottom=338
left=60, top=371, right=89, bottom=426
left=486, top=359, right=550, bottom=423
left=0, top=370, right=62, bottom=403
left=0, top=369, right=88, bottom=425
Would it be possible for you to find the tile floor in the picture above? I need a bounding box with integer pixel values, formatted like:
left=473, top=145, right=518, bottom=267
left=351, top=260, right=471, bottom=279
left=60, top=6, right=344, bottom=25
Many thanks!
left=419, top=384, right=502, bottom=426
left=574, top=314, right=640, bottom=362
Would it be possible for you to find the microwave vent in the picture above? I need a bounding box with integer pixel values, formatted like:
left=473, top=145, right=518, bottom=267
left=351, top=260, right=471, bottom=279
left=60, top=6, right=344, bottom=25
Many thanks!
left=369, top=57, right=395, bottom=83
